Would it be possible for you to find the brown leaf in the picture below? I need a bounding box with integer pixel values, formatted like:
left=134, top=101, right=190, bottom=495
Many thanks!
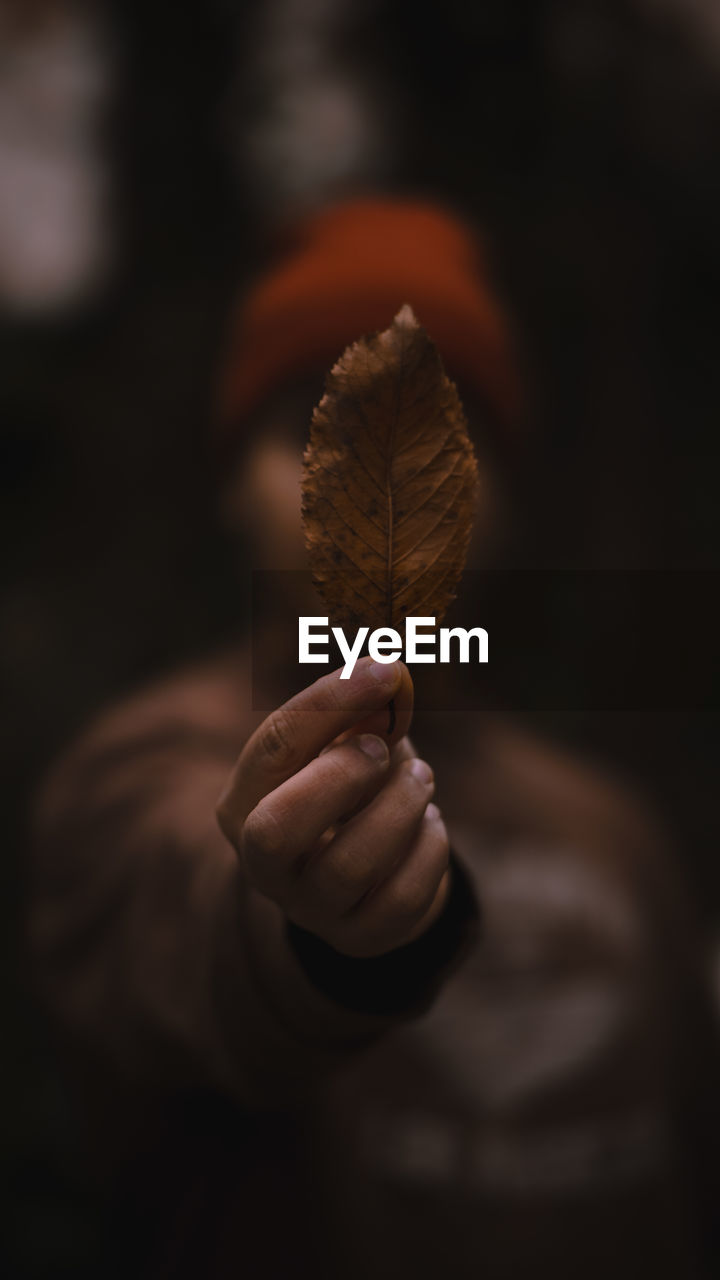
left=301, top=304, right=478, bottom=633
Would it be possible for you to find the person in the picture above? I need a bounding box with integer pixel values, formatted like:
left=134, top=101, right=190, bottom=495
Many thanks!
left=28, top=198, right=708, bottom=1278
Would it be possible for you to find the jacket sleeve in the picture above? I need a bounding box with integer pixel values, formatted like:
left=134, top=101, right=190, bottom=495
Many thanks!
left=27, top=667, right=476, bottom=1110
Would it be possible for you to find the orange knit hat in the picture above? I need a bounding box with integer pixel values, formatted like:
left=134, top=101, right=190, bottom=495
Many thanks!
left=219, top=197, right=520, bottom=438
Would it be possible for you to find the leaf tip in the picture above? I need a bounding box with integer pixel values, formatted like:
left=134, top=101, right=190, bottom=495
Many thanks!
left=393, top=303, right=420, bottom=331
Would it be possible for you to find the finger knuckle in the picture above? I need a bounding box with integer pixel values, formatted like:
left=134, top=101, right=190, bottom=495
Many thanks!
left=390, top=855, right=445, bottom=923
left=322, top=848, right=370, bottom=902
left=394, top=777, right=431, bottom=826
left=309, top=678, right=343, bottom=717
left=322, top=749, right=362, bottom=794
left=242, top=804, right=286, bottom=875
left=393, top=877, right=436, bottom=924
left=257, top=706, right=297, bottom=769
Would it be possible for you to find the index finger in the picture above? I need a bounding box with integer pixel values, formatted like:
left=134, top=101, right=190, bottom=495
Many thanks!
left=218, top=657, right=413, bottom=826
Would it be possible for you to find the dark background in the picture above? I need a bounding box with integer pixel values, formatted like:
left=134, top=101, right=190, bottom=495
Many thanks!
left=1, top=1, right=719, bottom=1274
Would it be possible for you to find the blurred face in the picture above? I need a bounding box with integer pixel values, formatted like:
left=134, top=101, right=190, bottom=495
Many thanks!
left=224, top=427, right=307, bottom=570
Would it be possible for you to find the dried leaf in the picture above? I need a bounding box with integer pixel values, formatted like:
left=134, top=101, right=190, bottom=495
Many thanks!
left=301, top=304, right=478, bottom=633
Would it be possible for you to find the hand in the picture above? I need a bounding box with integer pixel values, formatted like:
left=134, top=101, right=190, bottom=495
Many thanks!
left=216, top=657, right=450, bottom=957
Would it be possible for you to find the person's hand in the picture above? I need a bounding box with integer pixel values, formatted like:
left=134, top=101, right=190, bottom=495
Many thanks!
left=216, top=657, right=450, bottom=957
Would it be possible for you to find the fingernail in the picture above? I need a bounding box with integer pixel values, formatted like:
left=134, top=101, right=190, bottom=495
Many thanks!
left=409, top=758, right=433, bottom=785
left=367, top=659, right=401, bottom=690
left=356, top=734, right=389, bottom=763
left=425, top=802, right=441, bottom=822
